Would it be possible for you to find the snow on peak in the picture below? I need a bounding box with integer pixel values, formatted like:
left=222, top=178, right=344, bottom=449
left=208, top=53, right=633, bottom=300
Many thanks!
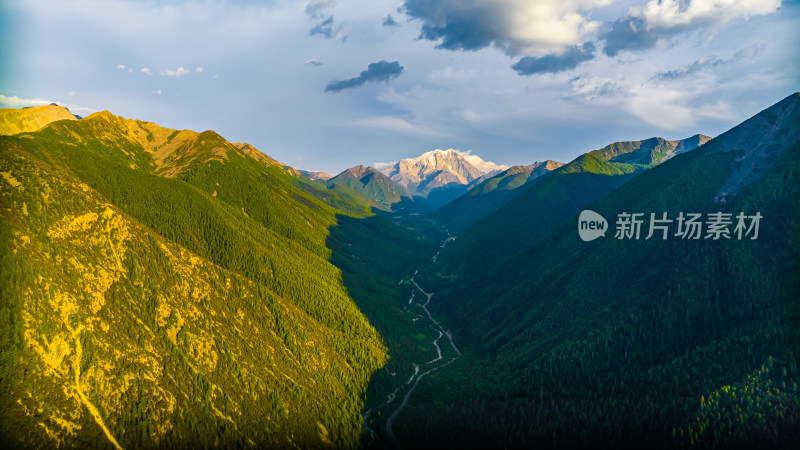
left=374, top=148, right=509, bottom=195
left=376, top=148, right=507, bottom=176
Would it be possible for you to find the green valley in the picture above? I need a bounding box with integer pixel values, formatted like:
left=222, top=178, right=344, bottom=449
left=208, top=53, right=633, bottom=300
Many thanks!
left=391, top=93, right=800, bottom=449
left=4, top=2, right=796, bottom=449
left=1, top=94, right=798, bottom=449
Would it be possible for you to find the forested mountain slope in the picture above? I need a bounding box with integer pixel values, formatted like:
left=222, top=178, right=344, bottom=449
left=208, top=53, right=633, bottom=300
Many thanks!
left=431, top=134, right=709, bottom=284
left=0, top=107, right=387, bottom=448
left=432, top=160, right=563, bottom=234
left=329, top=165, right=411, bottom=210
left=399, top=93, right=800, bottom=449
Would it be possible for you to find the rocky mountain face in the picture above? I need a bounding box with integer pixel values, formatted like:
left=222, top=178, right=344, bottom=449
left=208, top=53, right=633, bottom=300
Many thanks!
left=381, top=149, right=497, bottom=196
left=709, top=93, right=800, bottom=202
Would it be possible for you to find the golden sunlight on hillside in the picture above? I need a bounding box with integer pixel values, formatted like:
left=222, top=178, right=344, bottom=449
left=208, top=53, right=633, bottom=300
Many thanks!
left=0, top=105, right=77, bottom=136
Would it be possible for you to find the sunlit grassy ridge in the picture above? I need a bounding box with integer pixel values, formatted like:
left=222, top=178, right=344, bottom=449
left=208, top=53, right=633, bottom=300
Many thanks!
left=0, top=107, right=386, bottom=448
left=0, top=104, right=77, bottom=136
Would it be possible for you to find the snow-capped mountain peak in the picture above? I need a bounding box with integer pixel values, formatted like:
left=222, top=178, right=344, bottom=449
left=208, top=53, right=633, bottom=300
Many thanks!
left=379, top=148, right=508, bottom=196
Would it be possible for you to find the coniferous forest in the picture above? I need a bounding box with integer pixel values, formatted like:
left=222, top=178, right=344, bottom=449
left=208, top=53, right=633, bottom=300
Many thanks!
left=1, top=88, right=798, bottom=449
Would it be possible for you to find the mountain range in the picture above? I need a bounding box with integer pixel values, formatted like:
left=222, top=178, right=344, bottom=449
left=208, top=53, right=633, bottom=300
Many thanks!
left=432, top=133, right=711, bottom=281
left=379, top=149, right=506, bottom=208
left=328, top=165, right=411, bottom=210
left=406, top=92, right=800, bottom=449
left=1, top=93, right=798, bottom=449
left=432, top=160, right=564, bottom=233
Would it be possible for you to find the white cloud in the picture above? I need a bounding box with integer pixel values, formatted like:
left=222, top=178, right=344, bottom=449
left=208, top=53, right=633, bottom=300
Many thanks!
left=195, top=67, right=203, bottom=73
left=427, top=66, right=480, bottom=83
left=635, top=0, right=781, bottom=32
left=67, top=90, right=75, bottom=96
left=457, top=149, right=509, bottom=172
left=116, top=64, right=125, bottom=70
left=402, top=0, right=613, bottom=56
left=694, top=100, right=737, bottom=121
left=155, top=89, right=162, bottom=95
left=733, top=42, right=765, bottom=59
left=568, top=74, right=626, bottom=103
left=160, top=67, right=191, bottom=77
left=0, top=94, right=98, bottom=114
left=141, top=67, right=152, bottom=75
left=623, top=84, right=736, bottom=131
left=604, top=0, right=781, bottom=56
left=625, top=86, right=696, bottom=130
left=6, top=0, right=793, bottom=172
left=372, top=161, right=397, bottom=171
left=0, top=94, right=53, bottom=107
left=348, top=116, right=450, bottom=137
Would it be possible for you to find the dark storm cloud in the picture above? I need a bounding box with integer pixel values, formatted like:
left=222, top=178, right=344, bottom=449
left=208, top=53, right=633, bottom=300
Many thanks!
left=383, top=14, right=400, bottom=27
left=325, top=60, right=404, bottom=93
left=512, top=43, right=596, bottom=76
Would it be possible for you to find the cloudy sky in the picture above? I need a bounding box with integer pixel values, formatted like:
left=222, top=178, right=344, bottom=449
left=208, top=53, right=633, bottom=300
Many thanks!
left=1, top=0, right=798, bottom=173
